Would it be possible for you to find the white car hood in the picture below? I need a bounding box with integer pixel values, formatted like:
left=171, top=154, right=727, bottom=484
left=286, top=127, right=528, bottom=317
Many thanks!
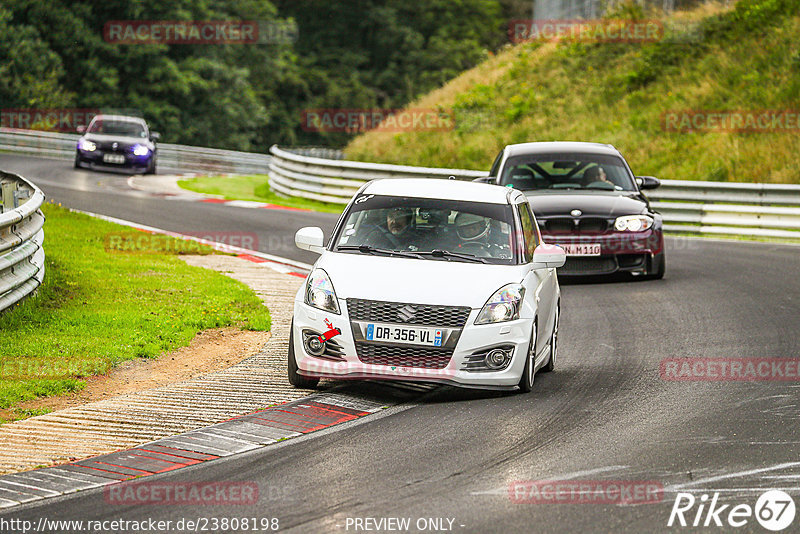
left=315, top=252, right=527, bottom=309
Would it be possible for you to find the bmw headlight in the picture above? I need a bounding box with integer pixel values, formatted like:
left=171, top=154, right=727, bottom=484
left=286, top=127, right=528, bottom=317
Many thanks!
left=614, top=215, right=653, bottom=232
left=132, top=144, right=150, bottom=156
left=78, top=139, right=96, bottom=152
left=304, top=269, right=340, bottom=314
left=475, top=284, right=525, bottom=325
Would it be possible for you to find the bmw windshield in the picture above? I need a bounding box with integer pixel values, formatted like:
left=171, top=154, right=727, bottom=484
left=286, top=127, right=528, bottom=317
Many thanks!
left=499, top=153, right=637, bottom=192
left=332, top=194, right=521, bottom=264
left=87, top=119, right=147, bottom=138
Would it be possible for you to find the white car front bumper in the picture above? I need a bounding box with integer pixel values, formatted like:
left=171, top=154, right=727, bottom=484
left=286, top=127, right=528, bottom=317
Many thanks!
left=292, top=298, right=535, bottom=390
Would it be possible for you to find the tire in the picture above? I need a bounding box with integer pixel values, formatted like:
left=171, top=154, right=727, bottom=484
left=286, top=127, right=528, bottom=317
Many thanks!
left=74, top=153, right=82, bottom=169
left=287, top=322, right=319, bottom=388
left=542, top=304, right=559, bottom=373
left=644, top=252, right=665, bottom=280
left=518, top=321, right=537, bottom=393
left=144, top=157, right=157, bottom=175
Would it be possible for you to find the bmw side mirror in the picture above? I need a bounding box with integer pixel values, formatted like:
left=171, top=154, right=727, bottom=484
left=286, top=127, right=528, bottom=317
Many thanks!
left=150, top=132, right=161, bottom=141
left=636, top=176, right=660, bottom=190
left=295, top=226, right=325, bottom=254
left=531, top=244, right=566, bottom=269
left=76, top=125, right=86, bottom=134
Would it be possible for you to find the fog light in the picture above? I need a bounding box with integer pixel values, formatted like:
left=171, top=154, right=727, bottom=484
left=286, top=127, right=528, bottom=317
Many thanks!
left=304, top=335, right=326, bottom=356
left=485, top=348, right=510, bottom=369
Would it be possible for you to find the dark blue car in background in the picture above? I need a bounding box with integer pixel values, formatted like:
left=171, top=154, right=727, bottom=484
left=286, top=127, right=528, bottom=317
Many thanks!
left=75, top=114, right=159, bottom=174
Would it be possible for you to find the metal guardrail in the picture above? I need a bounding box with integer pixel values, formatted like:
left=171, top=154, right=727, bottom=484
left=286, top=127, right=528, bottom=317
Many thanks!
left=0, top=128, right=271, bottom=175
left=650, top=181, right=800, bottom=239
left=268, top=145, right=486, bottom=204
left=269, top=145, right=800, bottom=239
left=0, top=170, right=45, bottom=313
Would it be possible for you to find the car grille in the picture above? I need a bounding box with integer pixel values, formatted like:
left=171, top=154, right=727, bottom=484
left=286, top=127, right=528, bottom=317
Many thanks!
left=346, top=298, right=470, bottom=328
left=355, top=343, right=453, bottom=369
left=578, top=218, right=608, bottom=232
left=558, top=256, right=618, bottom=275
left=544, top=218, right=608, bottom=233
left=544, top=218, right=573, bottom=233
left=95, top=141, right=133, bottom=152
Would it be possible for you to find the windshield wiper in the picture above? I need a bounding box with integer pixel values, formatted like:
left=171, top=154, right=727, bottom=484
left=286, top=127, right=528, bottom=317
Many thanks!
left=417, top=249, right=488, bottom=263
left=337, top=244, right=422, bottom=259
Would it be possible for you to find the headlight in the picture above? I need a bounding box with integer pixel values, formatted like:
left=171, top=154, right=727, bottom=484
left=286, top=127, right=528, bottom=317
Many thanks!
left=475, top=284, right=525, bottom=325
left=132, top=144, right=150, bottom=156
left=304, top=269, right=340, bottom=314
left=78, top=139, right=96, bottom=152
left=614, top=215, right=653, bottom=232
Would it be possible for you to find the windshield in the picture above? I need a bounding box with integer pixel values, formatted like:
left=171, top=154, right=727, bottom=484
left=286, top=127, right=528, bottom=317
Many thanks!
left=499, top=153, right=636, bottom=192
left=87, top=119, right=147, bottom=138
left=333, top=194, right=520, bottom=264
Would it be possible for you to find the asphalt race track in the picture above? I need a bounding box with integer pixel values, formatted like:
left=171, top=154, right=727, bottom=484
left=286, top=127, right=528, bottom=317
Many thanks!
left=2, top=153, right=800, bottom=533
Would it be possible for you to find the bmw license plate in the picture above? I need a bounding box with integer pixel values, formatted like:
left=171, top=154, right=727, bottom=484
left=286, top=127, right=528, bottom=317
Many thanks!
left=103, top=154, right=125, bottom=164
left=560, top=243, right=601, bottom=256
left=366, top=324, right=443, bottom=347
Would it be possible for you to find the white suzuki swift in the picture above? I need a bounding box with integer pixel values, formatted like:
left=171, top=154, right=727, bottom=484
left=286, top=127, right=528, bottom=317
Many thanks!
left=289, top=178, right=566, bottom=392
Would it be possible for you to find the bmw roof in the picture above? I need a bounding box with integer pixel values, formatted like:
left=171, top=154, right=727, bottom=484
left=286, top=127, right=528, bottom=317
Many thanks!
left=89, top=114, right=148, bottom=125
left=362, top=178, right=523, bottom=204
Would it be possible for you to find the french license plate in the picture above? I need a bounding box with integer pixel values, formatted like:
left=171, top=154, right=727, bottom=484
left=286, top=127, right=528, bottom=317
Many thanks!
left=560, top=243, right=601, bottom=256
left=103, top=154, right=125, bottom=164
left=366, top=324, right=443, bottom=347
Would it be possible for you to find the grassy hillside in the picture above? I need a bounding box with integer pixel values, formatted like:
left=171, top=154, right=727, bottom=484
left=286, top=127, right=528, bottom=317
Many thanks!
left=346, top=0, right=800, bottom=183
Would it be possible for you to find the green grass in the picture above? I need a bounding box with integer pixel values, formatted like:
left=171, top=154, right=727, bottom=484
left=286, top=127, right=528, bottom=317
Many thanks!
left=346, top=0, right=800, bottom=184
left=177, top=175, right=345, bottom=214
left=0, top=203, right=271, bottom=416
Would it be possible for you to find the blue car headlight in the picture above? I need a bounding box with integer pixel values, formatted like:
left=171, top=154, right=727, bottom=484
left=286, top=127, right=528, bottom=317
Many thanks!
left=132, top=144, right=150, bottom=156
left=78, top=139, right=96, bottom=152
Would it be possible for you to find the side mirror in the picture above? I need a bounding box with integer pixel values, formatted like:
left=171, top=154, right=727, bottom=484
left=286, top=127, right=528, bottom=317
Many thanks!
left=295, top=226, right=325, bottom=254
left=531, top=243, right=566, bottom=269
left=76, top=125, right=86, bottom=134
left=472, top=176, right=494, bottom=184
left=150, top=132, right=161, bottom=141
left=635, top=176, right=660, bottom=190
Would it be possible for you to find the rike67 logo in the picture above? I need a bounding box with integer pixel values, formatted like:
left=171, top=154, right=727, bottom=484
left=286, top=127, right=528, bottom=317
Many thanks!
left=668, top=490, right=796, bottom=531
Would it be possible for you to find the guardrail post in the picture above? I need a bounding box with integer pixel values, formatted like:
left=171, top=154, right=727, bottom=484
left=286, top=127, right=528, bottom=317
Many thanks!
left=1, top=181, right=18, bottom=213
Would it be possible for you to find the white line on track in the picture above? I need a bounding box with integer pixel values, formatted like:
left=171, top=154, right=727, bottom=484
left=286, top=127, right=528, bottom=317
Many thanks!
left=667, top=462, right=800, bottom=491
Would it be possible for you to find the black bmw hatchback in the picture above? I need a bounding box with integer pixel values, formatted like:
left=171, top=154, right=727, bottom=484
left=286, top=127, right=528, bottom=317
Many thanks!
left=482, top=142, right=665, bottom=279
left=75, top=114, right=159, bottom=174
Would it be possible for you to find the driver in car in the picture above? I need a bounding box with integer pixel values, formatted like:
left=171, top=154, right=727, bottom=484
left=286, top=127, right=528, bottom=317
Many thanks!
left=454, top=212, right=509, bottom=258
left=364, top=207, right=422, bottom=250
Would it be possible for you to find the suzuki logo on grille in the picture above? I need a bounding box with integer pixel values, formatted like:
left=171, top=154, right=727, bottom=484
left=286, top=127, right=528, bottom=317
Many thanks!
left=397, top=305, right=417, bottom=322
